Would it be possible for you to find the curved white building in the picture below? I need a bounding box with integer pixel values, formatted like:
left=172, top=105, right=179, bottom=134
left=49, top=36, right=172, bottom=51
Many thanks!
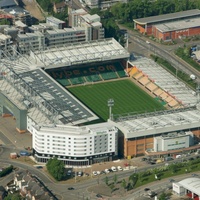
left=32, top=122, right=118, bottom=166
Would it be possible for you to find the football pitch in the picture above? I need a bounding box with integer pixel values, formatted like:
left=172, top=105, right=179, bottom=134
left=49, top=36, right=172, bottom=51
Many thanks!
left=68, top=79, right=165, bottom=121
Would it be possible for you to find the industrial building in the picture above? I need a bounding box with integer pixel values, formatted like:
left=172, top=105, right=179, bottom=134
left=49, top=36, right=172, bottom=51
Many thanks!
left=173, top=178, right=200, bottom=199
left=133, top=9, right=200, bottom=38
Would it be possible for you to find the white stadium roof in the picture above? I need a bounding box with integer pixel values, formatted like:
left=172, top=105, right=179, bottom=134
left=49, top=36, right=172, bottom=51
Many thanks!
left=28, top=38, right=130, bottom=70
left=109, top=106, right=200, bottom=139
left=179, top=178, right=200, bottom=196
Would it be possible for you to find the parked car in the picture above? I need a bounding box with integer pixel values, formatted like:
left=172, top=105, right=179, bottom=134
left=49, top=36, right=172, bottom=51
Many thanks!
left=68, top=187, right=75, bottom=190
left=67, top=170, right=72, bottom=176
left=111, top=166, right=117, bottom=172
left=78, top=171, right=83, bottom=176
left=104, top=169, right=109, bottom=174
left=96, top=194, right=103, bottom=198
left=144, top=188, right=150, bottom=191
left=117, top=166, right=123, bottom=171
left=93, top=171, right=97, bottom=176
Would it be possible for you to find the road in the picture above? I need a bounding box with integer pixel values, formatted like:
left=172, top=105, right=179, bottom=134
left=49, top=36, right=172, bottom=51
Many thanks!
left=118, top=23, right=200, bottom=82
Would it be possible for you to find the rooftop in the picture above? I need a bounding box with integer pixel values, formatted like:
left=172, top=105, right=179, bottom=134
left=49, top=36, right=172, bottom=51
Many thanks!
left=27, top=38, right=129, bottom=69
left=134, top=9, right=200, bottom=25
left=179, top=178, right=200, bottom=196
left=110, top=106, right=200, bottom=139
left=155, top=17, right=200, bottom=32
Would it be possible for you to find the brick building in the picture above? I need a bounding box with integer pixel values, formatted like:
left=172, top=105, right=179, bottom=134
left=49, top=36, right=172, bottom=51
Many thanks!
left=133, top=9, right=200, bottom=36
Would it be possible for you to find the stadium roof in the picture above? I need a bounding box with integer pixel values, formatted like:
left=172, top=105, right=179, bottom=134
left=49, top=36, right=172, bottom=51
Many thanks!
left=179, top=178, right=200, bottom=196
left=155, top=17, right=200, bottom=32
left=0, top=61, right=98, bottom=125
left=0, top=0, right=17, bottom=8
left=109, top=106, right=200, bottom=139
left=28, top=38, right=129, bottom=69
left=133, top=9, right=200, bottom=25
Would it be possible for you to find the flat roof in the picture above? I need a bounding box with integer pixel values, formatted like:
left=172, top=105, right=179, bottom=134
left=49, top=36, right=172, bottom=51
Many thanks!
left=109, top=106, right=200, bottom=139
left=134, top=9, right=200, bottom=25
left=155, top=17, right=200, bottom=32
left=179, top=178, right=200, bottom=196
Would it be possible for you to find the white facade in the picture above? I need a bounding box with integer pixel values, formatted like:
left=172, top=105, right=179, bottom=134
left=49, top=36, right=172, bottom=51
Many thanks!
left=17, top=32, right=45, bottom=53
left=173, top=182, right=185, bottom=196
left=70, top=9, right=104, bottom=41
left=45, top=27, right=86, bottom=47
left=154, top=132, right=193, bottom=152
left=31, top=122, right=118, bottom=165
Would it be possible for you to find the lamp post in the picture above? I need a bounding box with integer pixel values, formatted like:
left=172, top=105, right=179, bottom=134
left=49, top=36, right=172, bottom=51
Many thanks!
left=107, top=99, right=114, bottom=120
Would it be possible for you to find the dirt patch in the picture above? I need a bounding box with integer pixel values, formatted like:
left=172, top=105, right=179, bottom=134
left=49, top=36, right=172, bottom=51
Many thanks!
left=22, top=0, right=45, bottom=21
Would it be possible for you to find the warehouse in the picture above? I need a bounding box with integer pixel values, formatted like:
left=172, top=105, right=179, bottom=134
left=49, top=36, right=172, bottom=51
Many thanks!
left=133, top=9, right=200, bottom=35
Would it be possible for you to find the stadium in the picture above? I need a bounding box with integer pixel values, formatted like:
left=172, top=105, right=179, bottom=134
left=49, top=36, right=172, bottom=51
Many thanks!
left=1, top=37, right=200, bottom=165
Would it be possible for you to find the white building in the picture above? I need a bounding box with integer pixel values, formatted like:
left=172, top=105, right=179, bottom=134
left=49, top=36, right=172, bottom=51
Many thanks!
left=0, top=33, right=14, bottom=56
left=45, top=27, right=86, bottom=47
left=154, top=131, right=194, bottom=152
left=70, top=9, right=104, bottom=41
left=17, top=32, right=45, bottom=53
left=46, top=16, right=66, bottom=29
left=32, top=123, right=118, bottom=165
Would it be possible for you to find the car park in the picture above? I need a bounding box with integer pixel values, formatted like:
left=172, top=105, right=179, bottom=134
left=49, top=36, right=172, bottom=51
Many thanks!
left=68, top=187, right=75, bottom=190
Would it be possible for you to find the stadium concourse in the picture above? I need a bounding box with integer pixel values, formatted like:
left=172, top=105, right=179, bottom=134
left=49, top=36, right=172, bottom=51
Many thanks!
left=1, top=37, right=200, bottom=166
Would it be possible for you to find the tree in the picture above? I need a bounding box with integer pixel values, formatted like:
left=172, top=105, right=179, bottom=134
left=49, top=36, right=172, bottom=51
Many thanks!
left=46, top=157, right=65, bottom=181
left=159, top=192, right=167, bottom=200
left=4, top=193, right=23, bottom=200
left=113, top=174, right=118, bottom=184
left=121, top=179, right=127, bottom=190
left=104, top=176, right=109, bottom=186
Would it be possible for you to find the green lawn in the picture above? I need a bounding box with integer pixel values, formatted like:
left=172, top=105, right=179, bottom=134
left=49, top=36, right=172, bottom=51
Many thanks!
left=68, top=79, right=165, bottom=121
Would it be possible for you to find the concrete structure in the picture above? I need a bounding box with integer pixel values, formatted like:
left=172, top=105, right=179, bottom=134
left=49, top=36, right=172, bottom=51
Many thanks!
left=32, top=123, right=118, bottom=165
left=173, top=178, right=200, bottom=199
left=134, top=9, right=200, bottom=36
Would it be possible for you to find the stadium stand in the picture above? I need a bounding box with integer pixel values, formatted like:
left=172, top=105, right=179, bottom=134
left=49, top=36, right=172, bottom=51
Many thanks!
left=46, top=62, right=127, bottom=86
left=146, top=82, right=158, bottom=92
left=57, top=78, right=71, bottom=86
left=133, top=72, right=143, bottom=80
left=138, top=76, right=150, bottom=86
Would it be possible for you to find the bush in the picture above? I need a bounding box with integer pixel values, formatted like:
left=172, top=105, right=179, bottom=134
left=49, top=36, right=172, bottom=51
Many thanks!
left=0, top=165, right=13, bottom=177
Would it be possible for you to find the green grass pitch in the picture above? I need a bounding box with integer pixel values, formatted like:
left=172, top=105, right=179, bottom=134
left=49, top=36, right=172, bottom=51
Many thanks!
left=68, top=79, right=165, bottom=121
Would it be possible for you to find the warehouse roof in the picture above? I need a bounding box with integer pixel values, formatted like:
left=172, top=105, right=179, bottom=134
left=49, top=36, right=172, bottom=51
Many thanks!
left=134, top=9, right=200, bottom=25
left=179, top=178, right=200, bottom=196
left=155, top=17, right=200, bottom=32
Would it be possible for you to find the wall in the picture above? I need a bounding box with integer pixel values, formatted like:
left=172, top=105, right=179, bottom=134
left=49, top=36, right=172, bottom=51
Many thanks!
left=124, top=136, right=154, bottom=157
left=0, top=93, right=27, bottom=133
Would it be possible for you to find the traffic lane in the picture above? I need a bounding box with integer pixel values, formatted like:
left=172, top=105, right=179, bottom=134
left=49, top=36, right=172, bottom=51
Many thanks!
left=0, top=131, right=13, bottom=146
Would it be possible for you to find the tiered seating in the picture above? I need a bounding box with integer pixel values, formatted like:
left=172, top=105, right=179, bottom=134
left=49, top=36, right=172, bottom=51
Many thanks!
left=114, top=62, right=127, bottom=77
left=101, top=71, right=118, bottom=80
left=56, top=79, right=71, bottom=86
left=128, top=67, right=138, bottom=77
left=85, top=74, right=101, bottom=82
left=70, top=77, right=85, bottom=85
